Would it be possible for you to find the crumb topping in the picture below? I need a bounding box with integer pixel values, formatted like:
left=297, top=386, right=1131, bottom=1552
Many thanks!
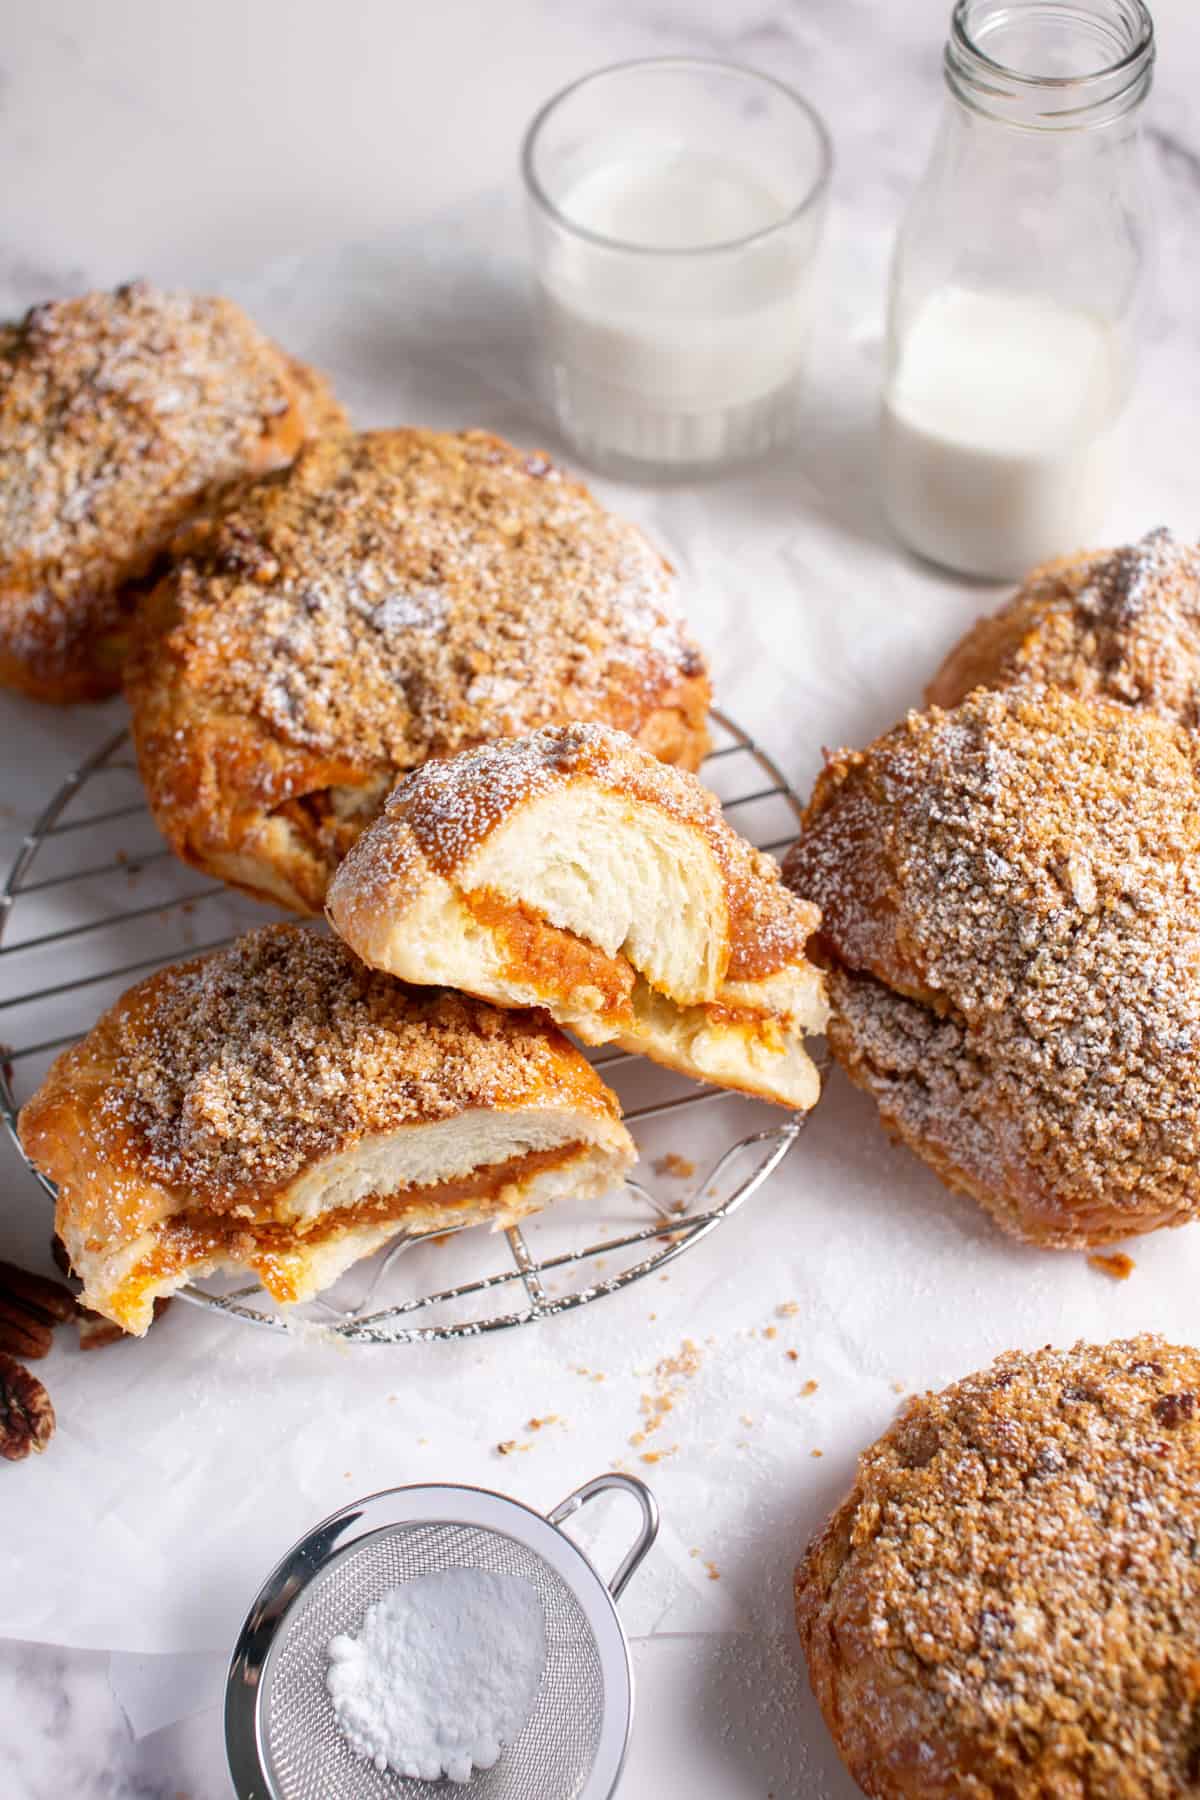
left=55, top=925, right=612, bottom=1211
left=351, top=722, right=816, bottom=981
left=0, top=282, right=340, bottom=679
left=136, top=431, right=709, bottom=771
left=789, top=687, right=1200, bottom=1233
left=936, top=528, right=1200, bottom=725
left=799, top=1337, right=1200, bottom=1795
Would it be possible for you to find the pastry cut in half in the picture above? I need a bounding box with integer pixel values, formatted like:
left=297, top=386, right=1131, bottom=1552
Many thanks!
left=785, top=684, right=1200, bottom=1247
left=125, top=428, right=711, bottom=913
left=796, top=1337, right=1200, bottom=1799
left=927, top=526, right=1200, bottom=726
left=0, top=281, right=344, bottom=702
left=327, top=724, right=828, bottom=1110
left=18, top=925, right=634, bottom=1335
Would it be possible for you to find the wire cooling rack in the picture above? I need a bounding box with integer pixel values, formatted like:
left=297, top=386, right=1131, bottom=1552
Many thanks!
left=0, top=709, right=814, bottom=1344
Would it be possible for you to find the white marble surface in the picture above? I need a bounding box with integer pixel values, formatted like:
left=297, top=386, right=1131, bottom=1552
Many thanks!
left=1, top=1, right=1199, bottom=1795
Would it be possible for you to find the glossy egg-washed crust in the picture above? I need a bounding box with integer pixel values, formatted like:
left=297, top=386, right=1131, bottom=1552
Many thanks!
left=125, top=429, right=712, bottom=913
left=328, top=721, right=818, bottom=987
left=0, top=282, right=344, bottom=702
left=784, top=685, right=1200, bottom=1248
left=928, top=527, right=1200, bottom=726
left=796, top=1337, right=1200, bottom=1799
left=19, top=924, right=624, bottom=1245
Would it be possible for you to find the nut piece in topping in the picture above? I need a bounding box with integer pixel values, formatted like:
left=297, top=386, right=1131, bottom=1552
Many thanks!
left=0, top=1353, right=55, bottom=1461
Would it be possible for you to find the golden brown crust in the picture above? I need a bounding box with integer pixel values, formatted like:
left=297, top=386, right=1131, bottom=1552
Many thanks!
left=927, top=529, right=1200, bottom=724
left=0, top=282, right=344, bottom=702
left=330, top=722, right=814, bottom=985
left=19, top=924, right=622, bottom=1222
left=784, top=686, right=1200, bottom=1247
left=125, top=430, right=712, bottom=912
left=796, top=1337, right=1200, bottom=1799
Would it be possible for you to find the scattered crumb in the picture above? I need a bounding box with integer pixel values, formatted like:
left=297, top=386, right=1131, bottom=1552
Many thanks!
left=786, top=1349, right=800, bottom=1363
left=891, top=1380, right=906, bottom=1394
left=800, top=1379, right=818, bottom=1397
left=527, top=1414, right=560, bottom=1431
left=629, top=1338, right=702, bottom=1447
left=1088, top=1250, right=1136, bottom=1281
left=654, top=1152, right=697, bottom=1179
left=640, top=1446, right=678, bottom=1465
left=810, top=1449, right=823, bottom=1459
left=496, top=1440, right=517, bottom=1457
left=740, top=1413, right=755, bottom=1427
left=704, top=1561, right=720, bottom=1582
left=762, top=1325, right=778, bottom=1340
left=776, top=1301, right=800, bottom=1318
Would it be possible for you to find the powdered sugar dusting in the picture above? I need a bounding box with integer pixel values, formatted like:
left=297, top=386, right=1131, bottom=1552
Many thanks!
left=326, top=1567, right=546, bottom=1783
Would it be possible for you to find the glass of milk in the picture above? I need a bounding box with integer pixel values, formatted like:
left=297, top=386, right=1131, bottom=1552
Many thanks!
left=882, top=0, right=1156, bottom=579
left=521, top=58, right=832, bottom=477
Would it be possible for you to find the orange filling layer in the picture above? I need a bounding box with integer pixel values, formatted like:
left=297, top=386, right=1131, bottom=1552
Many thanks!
left=465, top=888, right=635, bottom=1019
left=118, top=1143, right=579, bottom=1306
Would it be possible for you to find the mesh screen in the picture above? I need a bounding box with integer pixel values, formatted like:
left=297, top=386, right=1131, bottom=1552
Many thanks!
left=261, top=1523, right=607, bottom=1798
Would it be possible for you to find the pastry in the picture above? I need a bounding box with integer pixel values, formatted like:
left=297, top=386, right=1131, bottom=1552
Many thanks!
left=928, top=527, right=1200, bottom=723
left=327, top=723, right=827, bottom=1110
left=795, top=1336, right=1200, bottom=1799
left=0, top=281, right=344, bottom=702
left=18, top=924, right=634, bottom=1334
left=783, top=685, right=1200, bottom=1246
left=125, top=429, right=711, bottom=913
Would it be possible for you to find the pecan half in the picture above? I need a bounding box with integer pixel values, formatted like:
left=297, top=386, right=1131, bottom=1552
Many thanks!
left=0, top=1353, right=54, bottom=1460
left=0, top=1298, right=52, bottom=1361
left=78, top=1295, right=172, bottom=1350
left=0, top=1258, right=78, bottom=1326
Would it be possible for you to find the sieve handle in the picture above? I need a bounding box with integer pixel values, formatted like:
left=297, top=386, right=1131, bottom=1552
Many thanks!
left=547, top=1472, right=660, bottom=1601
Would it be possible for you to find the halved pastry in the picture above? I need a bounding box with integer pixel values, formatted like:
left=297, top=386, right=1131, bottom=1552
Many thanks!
left=0, top=281, right=344, bottom=702
left=125, top=428, right=711, bottom=912
left=327, top=724, right=829, bottom=1110
left=18, top=924, right=634, bottom=1335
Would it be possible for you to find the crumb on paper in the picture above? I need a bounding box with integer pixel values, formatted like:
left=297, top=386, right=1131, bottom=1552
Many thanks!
left=526, top=1415, right=560, bottom=1432
left=640, top=1445, right=678, bottom=1466
left=496, top=1440, right=517, bottom=1457
left=654, top=1153, right=696, bottom=1179
left=786, top=1349, right=800, bottom=1363
left=1088, top=1250, right=1135, bottom=1281
left=776, top=1301, right=799, bottom=1318
left=740, top=1413, right=754, bottom=1428
left=704, top=1561, right=720, bottom=1582
left=762, top=1325, right=777, bottom=1340
left=800, top=1379, right=818, bottom=1397
left=811, top=1448, right=823, bottom=1459
left=891, top=1380, right=906, bottom=1394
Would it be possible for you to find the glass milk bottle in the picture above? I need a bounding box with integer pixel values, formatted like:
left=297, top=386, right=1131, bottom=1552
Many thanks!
left=881, top=0, right=1156, bottom=579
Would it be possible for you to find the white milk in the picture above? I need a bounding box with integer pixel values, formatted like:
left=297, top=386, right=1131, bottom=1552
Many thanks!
left=536, top=146, right=820, bottom=470
left=880, top=286, right=1124, bottom=579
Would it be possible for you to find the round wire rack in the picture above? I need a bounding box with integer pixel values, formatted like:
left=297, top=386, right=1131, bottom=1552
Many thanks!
left=0, top=709, right=813, bottom=1344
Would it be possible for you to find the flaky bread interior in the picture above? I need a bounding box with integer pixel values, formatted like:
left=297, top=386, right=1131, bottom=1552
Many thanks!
left=328, top=728, right=828, bottom=1110
left=43, top=1104, right=631, bottom=1336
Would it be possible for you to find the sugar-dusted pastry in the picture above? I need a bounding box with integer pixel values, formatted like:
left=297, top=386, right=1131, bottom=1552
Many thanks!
left=18, top=925, right=634, bottom=1334
left=125, top=429, right=711, bottom=913
left=327, top=724, right=827, bottom=1110
left=796, top=1337, right=1200, bottom=1800
left=927, top=526, right=1200, bottom=723
left=784, top=685, right=1200, bottom=1246
left=0, top=282, right=344, bottom=702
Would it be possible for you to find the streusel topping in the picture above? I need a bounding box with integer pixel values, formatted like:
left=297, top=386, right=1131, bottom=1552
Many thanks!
left=77, top=925, right=613, bottom=1210
left=799, top=1337, right=1200, bottom=1796
left=140, top=430, right=709, bottom=770
left=787, top=686, right=1200, bottom=1225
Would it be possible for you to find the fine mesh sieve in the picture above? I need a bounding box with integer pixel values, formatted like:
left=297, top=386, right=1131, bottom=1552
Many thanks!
left=225, top=1474, right=659, bottom=1800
